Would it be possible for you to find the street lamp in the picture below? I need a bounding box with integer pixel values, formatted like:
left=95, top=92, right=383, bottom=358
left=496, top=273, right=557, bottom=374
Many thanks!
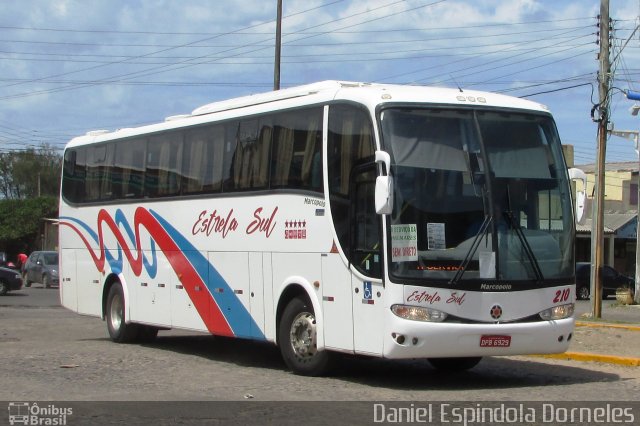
left=610, top=129, right=640, bottom=304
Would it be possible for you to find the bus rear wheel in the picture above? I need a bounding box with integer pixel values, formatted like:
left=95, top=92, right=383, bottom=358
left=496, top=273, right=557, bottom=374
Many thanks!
left=278, top=297, right=333, bottom=376
left=428, top=357, right=482, bottom=371
left=106, top=282, right=139, bottom=343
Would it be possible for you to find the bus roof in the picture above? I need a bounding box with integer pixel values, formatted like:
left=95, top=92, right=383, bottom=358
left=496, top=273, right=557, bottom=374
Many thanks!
left=66, top=80, right=551, bottom=148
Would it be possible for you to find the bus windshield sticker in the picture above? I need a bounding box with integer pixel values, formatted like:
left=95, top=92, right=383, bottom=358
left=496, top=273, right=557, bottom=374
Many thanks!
left=427, top=222, right=446, bottom=250
left=479, top=251, right=496, bottom=279
left=391, top=224, right=418, bottom=262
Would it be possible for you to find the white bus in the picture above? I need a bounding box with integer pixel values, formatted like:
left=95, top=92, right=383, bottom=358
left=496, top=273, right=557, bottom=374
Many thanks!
left=59, top=81, right=577, bottom=375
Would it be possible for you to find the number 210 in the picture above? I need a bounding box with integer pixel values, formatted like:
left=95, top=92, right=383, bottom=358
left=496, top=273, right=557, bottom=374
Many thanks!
left=553, top=288, right=571, bottom=303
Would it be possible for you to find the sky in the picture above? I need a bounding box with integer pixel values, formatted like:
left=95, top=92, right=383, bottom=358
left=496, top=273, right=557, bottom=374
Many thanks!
left=0, top=0, right=639, bottom=165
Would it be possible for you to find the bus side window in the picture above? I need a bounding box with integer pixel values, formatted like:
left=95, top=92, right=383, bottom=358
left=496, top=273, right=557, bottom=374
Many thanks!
left=62, top=148, right=87, bottom=203
left=299, top=111, right=322, bottom=191
left=226, top=118, right=272, bottom=191
left=271, top=107, right=323, bottom=192
left=147, top=132, right=183, bottom=197
left=85, top=144, right=113, bottom=202
left=114, top=138, right=145, bottom=199
left=250, top=121, right=272, bottom=190
left=272, top=113, right=296, bottom=188
left=183, top=125, right=222, bottom=195
left=233, top=119, right=260, bottom=190
left=223, top=121, right=240, bottom=192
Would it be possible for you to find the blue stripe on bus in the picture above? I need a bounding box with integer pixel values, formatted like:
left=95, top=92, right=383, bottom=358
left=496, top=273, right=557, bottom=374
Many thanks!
left=149, top=210, right=265, bottom=340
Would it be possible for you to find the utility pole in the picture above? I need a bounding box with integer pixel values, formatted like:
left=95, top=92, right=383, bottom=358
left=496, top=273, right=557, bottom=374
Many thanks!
left=590, top=0, right=611, bottom=318
left=273, top=0, right=282, bottom=91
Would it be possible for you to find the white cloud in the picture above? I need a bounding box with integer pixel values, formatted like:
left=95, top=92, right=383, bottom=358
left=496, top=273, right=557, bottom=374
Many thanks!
left=0, top=0, right=637, bottom=162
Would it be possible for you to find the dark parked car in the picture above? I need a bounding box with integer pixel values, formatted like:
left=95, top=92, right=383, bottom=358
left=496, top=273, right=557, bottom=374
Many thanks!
left=24, top=251, right=59, bottom=288
left=0, top=265, right=23, bottom=295
left=575, top=262, right=635, bottom=300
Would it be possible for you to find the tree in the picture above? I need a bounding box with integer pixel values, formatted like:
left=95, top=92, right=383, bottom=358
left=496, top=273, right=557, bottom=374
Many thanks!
left=0, top=197, right=58, bottom=254
left=0, top=144, right=62, bottom=199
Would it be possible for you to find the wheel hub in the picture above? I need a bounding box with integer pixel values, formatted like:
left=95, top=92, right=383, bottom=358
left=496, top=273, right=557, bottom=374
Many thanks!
left=109, top=294, right=123, bottom=330
left=289, top=312, right=317, bottom=358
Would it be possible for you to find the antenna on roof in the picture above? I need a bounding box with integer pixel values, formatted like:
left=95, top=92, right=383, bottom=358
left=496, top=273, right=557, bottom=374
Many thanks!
left=450, top=75, right=463, bottom=93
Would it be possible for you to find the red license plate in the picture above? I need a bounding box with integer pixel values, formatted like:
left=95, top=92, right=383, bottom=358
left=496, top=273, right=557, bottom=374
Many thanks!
left=480, top=335, right=511, bottom=347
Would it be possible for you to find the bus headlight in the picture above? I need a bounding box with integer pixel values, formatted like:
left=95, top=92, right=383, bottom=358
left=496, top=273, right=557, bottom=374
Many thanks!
left=539, top=303, right=574, bottom=320
left=391, top=304, right=448, bottom=322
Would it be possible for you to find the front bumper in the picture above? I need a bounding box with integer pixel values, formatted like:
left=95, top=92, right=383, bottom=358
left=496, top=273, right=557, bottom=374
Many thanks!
left=384, top=315, right=574, bottom=359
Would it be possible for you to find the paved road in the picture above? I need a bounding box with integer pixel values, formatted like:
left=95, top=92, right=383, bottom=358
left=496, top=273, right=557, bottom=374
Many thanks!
left=1, top=286, right=639, bottom=424
left=574, top=298, right=640, bottom=324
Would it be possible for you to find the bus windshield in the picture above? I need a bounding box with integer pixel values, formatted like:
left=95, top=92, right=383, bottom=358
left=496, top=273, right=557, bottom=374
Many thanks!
left=380, top=107, right=574, bottom=285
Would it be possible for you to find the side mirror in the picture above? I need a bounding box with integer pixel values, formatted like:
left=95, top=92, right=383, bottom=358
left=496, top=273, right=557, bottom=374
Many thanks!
left=568, top=168, right=587, bottom=225
left=375, top=151, right=393, bottom=214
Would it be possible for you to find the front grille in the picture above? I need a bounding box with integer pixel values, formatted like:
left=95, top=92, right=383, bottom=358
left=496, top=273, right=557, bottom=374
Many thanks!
left=443, top=313, right=542, bottom=324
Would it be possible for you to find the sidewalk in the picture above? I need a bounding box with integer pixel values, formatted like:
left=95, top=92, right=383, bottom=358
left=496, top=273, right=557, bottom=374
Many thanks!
left=532, top=302, right=640, bottom=366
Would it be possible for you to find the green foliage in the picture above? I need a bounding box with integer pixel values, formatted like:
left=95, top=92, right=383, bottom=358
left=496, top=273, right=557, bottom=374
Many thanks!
left=0, top=145, right=61, bottom=199
left=0, top=197, right=58, bottom=244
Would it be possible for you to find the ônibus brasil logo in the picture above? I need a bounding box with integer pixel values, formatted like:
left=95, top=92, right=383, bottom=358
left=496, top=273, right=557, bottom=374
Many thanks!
left=8, top=402, right=72, bottom=425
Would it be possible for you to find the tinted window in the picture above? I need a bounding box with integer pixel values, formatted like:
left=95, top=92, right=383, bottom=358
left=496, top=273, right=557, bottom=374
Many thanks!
left=147, top=132, right=183, bottom=197
left=183, top=124, right=225, bottom=194
left=62, top=148, right=86, bottom=203
left=113, top=138, right=145, bottom=199
left=62, top=106, right=326, bottom=204
left=327, top=104, right=375, bottom=254
left=85, top=144, right=114, bottom=201
left=228, top=118, right=272, bottom=191
left=271, top=108, right=323, bottom=191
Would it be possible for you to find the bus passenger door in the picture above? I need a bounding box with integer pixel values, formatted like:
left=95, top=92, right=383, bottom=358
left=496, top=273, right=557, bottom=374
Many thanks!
left=350, top=165, right=384, bottom=355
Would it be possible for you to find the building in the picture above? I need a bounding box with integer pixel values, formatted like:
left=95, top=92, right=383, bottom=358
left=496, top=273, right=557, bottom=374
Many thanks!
left=575, top=161, right=638, bottom=276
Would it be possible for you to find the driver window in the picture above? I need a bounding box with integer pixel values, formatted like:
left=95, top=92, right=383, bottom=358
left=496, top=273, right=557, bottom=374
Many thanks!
left=327, top=104, right=376, bottom=260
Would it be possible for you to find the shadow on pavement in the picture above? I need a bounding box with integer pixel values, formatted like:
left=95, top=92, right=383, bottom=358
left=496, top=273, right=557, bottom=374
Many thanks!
left=107, top=333, right=622, bottom=391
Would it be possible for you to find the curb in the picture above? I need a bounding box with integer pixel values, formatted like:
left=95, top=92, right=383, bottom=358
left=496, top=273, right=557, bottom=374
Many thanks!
left=530, top=352, right=640, bottom=367
left=575, top=321, right=640, bottom=332
left=524, top=321, right=640, bottom=366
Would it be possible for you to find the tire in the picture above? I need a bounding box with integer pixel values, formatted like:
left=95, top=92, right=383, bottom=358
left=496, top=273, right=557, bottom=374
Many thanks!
left=278, top=297, right=333, bottom=376
left=105, top=282, right=139, bottom=343
left=25, top=275, right=32, bottom=287
left=43, top=275, right=51, bottom=288
left=428, top=357, right=482, bottom=371
left=0, top=280, right=8, bottom=296
left=577, top=285, right=590, bottom=300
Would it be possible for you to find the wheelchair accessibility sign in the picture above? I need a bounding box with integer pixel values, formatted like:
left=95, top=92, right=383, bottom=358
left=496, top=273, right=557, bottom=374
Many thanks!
left=362, top=281, right=374, bottom=304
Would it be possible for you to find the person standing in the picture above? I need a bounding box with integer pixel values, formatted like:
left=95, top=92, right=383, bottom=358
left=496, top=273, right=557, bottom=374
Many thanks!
left=17, top=252, right=28, bottom=274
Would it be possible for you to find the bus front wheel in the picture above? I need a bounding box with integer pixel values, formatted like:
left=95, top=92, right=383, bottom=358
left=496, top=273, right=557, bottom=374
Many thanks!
left=278, top=297, right=333, bottom=376
left=106, top=282, right=139, bottom=343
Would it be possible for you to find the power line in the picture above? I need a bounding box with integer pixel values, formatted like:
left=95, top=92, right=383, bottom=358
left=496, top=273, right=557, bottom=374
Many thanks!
left=0, top=16, right=595, bottom=35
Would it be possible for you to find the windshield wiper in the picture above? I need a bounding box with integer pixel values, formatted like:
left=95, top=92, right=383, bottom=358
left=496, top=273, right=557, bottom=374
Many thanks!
left=503, top=211, right=544, bottom=282
left=449, top=215, right=492, bottom=285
